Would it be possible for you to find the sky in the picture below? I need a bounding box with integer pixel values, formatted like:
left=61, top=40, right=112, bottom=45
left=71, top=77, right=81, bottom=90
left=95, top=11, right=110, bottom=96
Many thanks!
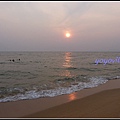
left=0, top=1, right=120, bottom=51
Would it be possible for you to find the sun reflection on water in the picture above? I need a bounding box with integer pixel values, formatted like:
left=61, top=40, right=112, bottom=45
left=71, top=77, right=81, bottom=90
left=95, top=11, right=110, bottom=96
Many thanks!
left=63, top=52, right=72, bottom=68
left=62, top=52, right=73, bottom=77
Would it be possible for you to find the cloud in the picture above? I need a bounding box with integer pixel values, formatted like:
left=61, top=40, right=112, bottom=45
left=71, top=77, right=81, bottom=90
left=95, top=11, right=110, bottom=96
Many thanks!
left=0, top=2, right=120, bottom=51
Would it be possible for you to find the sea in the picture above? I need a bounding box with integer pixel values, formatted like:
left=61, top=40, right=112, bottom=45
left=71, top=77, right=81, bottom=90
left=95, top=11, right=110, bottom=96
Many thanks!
left=0, top=51, right=120, bottom=102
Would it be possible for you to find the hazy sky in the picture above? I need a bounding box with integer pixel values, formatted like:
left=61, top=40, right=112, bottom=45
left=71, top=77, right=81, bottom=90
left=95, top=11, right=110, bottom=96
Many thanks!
left=0, top=1, right=120, bottom=51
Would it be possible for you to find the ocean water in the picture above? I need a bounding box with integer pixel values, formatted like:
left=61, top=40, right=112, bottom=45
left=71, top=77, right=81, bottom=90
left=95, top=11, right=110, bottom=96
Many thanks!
left=0, top=51, right=120, bottom=102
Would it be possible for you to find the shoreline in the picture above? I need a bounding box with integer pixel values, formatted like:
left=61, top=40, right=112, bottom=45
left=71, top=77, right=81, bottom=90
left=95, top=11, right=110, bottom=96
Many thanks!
left=26, top=88, right=120, bottom=118
left=0, top=79, right=120, bottom=118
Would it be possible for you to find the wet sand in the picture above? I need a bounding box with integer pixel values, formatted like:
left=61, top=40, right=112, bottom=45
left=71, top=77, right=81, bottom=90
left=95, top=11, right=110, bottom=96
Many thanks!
left=26, top=88, right=120, bottom=118
left=0, top=79, right=120, bottom=118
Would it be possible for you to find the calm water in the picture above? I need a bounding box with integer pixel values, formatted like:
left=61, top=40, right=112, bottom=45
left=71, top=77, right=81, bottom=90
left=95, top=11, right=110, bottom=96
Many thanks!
left=0, top=51, right=120, bottom=102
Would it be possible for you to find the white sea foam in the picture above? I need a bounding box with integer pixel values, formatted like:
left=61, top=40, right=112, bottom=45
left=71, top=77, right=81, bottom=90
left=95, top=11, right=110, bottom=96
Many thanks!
left=0, top=76, right=108, bottom=102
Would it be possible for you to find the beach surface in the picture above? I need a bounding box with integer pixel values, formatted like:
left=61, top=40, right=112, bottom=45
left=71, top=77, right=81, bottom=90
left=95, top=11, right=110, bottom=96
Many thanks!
left=26, top=88, right=120, bottom=118
left=0, top=79, right=120, bottom=118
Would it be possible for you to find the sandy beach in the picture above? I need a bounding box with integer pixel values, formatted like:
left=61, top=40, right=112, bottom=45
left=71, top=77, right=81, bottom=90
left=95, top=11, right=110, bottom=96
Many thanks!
left=0, top=79, right=120, bottom=118
left=26, top=88, right=120, bottom=118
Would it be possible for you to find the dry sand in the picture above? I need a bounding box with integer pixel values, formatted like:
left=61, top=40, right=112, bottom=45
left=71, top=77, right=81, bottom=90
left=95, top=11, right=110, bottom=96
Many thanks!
left=0, top=79, right=120, bottom=118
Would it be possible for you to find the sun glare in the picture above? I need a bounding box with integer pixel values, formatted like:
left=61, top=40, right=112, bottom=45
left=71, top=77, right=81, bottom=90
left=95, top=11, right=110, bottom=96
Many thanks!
left=66, top=33, right=71, bottom=38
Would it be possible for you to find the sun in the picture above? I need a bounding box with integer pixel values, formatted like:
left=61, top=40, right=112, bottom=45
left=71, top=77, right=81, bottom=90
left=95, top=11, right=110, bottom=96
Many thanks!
left=66, top=33, right=71, bottom=38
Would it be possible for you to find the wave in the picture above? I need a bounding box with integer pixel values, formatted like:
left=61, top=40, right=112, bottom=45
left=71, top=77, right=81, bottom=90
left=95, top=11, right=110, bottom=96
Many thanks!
left=0, top=76, right=109, bottom=102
